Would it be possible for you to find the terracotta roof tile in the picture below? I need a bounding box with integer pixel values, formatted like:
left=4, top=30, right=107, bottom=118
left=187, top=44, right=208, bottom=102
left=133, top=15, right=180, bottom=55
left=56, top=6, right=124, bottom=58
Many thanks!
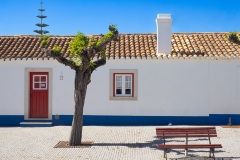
left=0, top=33, right=240, bottom=60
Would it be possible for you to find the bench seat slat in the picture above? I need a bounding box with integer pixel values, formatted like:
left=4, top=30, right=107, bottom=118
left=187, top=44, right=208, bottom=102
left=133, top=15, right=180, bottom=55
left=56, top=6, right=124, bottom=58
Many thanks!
left=156, top=129, right=216, bottom=132
left=156, top=132, right=217, bottom=135
left=157, top=134, right=217, bottom=138
left=156, top=129, right=216, bottom=131
left=158, top=144, right=222, bottom=149
left=156, top=131, right=217, bottom=134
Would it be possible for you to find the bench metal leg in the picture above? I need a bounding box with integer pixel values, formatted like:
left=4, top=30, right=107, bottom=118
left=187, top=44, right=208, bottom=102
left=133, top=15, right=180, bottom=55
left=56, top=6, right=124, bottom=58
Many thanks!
left=185, top=149, right=188, bottom=156
left=208, top=137, right=211, bottom=144
left=208, top=136, right=215, bottom=159
left=185, top=137, right=188, bottom=156
left=163, top=138, right=167, bottom=159
left=163, top=149, right=167, bottom=159
left=209, top=148, right=215, bottom=158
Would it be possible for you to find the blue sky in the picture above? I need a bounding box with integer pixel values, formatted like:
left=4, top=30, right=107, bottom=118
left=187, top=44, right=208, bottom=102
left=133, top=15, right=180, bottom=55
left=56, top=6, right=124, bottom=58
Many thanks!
left=1, top=0, right=239, bottom=35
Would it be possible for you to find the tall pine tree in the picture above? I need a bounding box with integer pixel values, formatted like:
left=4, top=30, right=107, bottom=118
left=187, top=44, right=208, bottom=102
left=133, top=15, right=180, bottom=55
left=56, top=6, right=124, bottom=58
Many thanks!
left=34, top=1, right=49, bottom=35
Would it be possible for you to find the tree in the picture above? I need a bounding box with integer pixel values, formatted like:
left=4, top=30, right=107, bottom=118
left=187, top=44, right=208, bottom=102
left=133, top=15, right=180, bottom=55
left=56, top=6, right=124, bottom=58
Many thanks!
left=226, top=32, right=240, bottom=44
left=41, top=25, right=118, bottom=146
left=34, top=0, right=49, bottom=35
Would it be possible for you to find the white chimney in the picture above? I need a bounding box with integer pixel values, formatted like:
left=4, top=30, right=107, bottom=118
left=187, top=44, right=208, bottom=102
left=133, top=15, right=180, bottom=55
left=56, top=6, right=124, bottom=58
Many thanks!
left=156, top=14, right=172, bottom=54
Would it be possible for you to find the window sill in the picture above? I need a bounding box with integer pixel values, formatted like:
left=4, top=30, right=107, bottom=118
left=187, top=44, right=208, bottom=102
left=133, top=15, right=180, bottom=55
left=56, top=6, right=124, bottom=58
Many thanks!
left=109, top=96, right=138, bottom=101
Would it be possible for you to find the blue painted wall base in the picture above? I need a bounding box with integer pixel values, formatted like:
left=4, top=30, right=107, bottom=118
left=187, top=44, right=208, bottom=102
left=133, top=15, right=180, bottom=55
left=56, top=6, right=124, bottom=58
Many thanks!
left=0, top=115, right=24, bottom=126
left=1, top=114, right=240, bottom=126
left=209, top=114, right=240, bottom=125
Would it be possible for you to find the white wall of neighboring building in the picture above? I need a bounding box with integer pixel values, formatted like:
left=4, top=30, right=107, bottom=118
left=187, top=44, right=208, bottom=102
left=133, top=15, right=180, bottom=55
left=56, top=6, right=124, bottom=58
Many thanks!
left=0, top=58, right=240, bottom=117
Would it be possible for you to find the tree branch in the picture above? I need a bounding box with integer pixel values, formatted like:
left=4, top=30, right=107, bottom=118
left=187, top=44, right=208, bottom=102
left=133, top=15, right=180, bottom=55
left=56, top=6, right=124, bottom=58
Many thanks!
left=42, top=48, right=78, bottom=70
left=91, top=58, right=106, bottom=72
left=95, top=34, right=118, bottom=52
left=91, top=25, right=118, bottom=55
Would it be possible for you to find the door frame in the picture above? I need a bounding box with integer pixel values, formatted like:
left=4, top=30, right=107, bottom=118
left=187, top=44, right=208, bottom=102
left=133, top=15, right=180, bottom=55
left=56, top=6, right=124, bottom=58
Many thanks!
left=24, top=68, right=52, bottom=120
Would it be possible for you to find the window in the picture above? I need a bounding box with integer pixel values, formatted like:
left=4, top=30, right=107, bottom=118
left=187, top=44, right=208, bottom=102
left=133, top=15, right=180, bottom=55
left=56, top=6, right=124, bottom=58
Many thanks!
left=114, top=74, right=133, bottom=97
left=33, top=75, right=48, bottom=90
left=109, top=69, right=138, bottom=101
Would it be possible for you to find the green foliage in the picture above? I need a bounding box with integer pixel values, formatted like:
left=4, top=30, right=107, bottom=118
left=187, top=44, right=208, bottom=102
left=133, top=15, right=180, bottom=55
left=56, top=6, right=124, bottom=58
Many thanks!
left=68, top=32, right=88, bottom=54
left=40, top=35, right=50, bottom=47
left=226, top=32, right=239, bottom=43
left=68, top=32, right=89, bottom=66
left=96, top=24, right=118, bottom=47
left=34, top=1, right=49, bottom=35
left=108, top=24, right=118, bottom=34
left=96, top=32, right=114, bottom=46
left=70, top=56, right=81, bottom=66
left=67, top=25, right=118, bottom=67
left=37, top=15, right=47, bottom=18
left=89, top=61, right=96, bottom=68
left=52, top=46, right=61, bottom=53
left=89, top=37, right=98, bottom=46
left=34, top=30, right=49, bottom=35
left=100, top=50, right=106, bottom=60
left=36, top=23, right=49, bottom=27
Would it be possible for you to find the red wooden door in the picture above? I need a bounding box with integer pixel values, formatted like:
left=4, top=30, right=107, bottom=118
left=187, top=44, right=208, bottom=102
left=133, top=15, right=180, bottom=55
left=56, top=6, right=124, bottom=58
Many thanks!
left=30, top=72, right=48, bottom=118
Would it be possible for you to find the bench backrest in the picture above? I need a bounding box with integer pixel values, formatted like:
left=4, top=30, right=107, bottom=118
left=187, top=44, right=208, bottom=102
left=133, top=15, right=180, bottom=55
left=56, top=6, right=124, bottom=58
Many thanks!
left=156, top=127, right=216, bottom=130
left=156, top=127, right=217, bottom=138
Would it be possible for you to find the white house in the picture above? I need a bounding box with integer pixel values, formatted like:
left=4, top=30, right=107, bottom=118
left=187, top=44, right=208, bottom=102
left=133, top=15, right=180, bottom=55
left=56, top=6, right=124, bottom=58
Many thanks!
left=0, top=14, right=240, bottom=126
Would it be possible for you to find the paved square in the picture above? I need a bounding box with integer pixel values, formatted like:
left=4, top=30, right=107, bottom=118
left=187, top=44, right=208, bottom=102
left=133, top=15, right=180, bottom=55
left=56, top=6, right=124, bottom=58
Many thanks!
left=0, top=126, right=239, bottom=160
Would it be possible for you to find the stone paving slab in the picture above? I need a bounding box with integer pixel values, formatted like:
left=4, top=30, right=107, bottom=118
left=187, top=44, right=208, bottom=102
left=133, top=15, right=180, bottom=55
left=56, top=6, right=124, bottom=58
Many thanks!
left=0, top=126, right=239, bottom=160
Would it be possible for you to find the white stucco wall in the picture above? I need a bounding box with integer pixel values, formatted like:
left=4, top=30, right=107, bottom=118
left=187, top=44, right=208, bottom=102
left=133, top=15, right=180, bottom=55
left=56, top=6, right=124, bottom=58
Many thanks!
left=0, top=59, right=75, bottom=115
left=0, top=58, right=240, bottom=117
left=85, top=58, right=240, bottom=116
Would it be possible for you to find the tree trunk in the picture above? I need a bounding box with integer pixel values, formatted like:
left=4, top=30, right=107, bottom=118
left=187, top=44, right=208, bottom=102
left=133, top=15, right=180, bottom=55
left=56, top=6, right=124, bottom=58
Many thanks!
left=69, top=69, right=91, bottom=146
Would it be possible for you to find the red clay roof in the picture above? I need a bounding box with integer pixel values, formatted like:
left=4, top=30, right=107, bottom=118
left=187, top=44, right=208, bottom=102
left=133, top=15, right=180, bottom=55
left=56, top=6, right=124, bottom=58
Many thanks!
left=0, top=33, right=239, bottom=60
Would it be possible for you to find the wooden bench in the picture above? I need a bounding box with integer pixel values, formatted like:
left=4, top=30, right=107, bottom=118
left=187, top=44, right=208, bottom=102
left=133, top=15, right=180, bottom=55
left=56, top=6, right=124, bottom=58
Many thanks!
left=156, top=127, right=217, bottom=144
left=156, top=127, right=222, bottom=158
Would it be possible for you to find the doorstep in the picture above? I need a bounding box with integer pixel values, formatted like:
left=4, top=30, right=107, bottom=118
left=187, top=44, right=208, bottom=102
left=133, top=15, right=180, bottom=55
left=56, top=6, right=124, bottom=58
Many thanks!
left=20, top=122, right=52, bottom=127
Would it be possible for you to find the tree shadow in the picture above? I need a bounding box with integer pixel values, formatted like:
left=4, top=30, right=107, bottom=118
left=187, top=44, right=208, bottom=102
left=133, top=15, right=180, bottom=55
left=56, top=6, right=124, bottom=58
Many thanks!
left=165, top=148, right=226, bottom=157
left=91, top=138, right=163, bottom=150
left=89, top=137, right=236, bottom=160
left=139, top=137, right=233, bottom=159
left=90, top=137, right=188, bottom=149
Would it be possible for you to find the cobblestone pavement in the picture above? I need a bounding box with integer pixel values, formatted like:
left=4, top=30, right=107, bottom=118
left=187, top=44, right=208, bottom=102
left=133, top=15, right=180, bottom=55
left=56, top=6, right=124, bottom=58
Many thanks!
left=0, top=126, right=239, bottom=160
